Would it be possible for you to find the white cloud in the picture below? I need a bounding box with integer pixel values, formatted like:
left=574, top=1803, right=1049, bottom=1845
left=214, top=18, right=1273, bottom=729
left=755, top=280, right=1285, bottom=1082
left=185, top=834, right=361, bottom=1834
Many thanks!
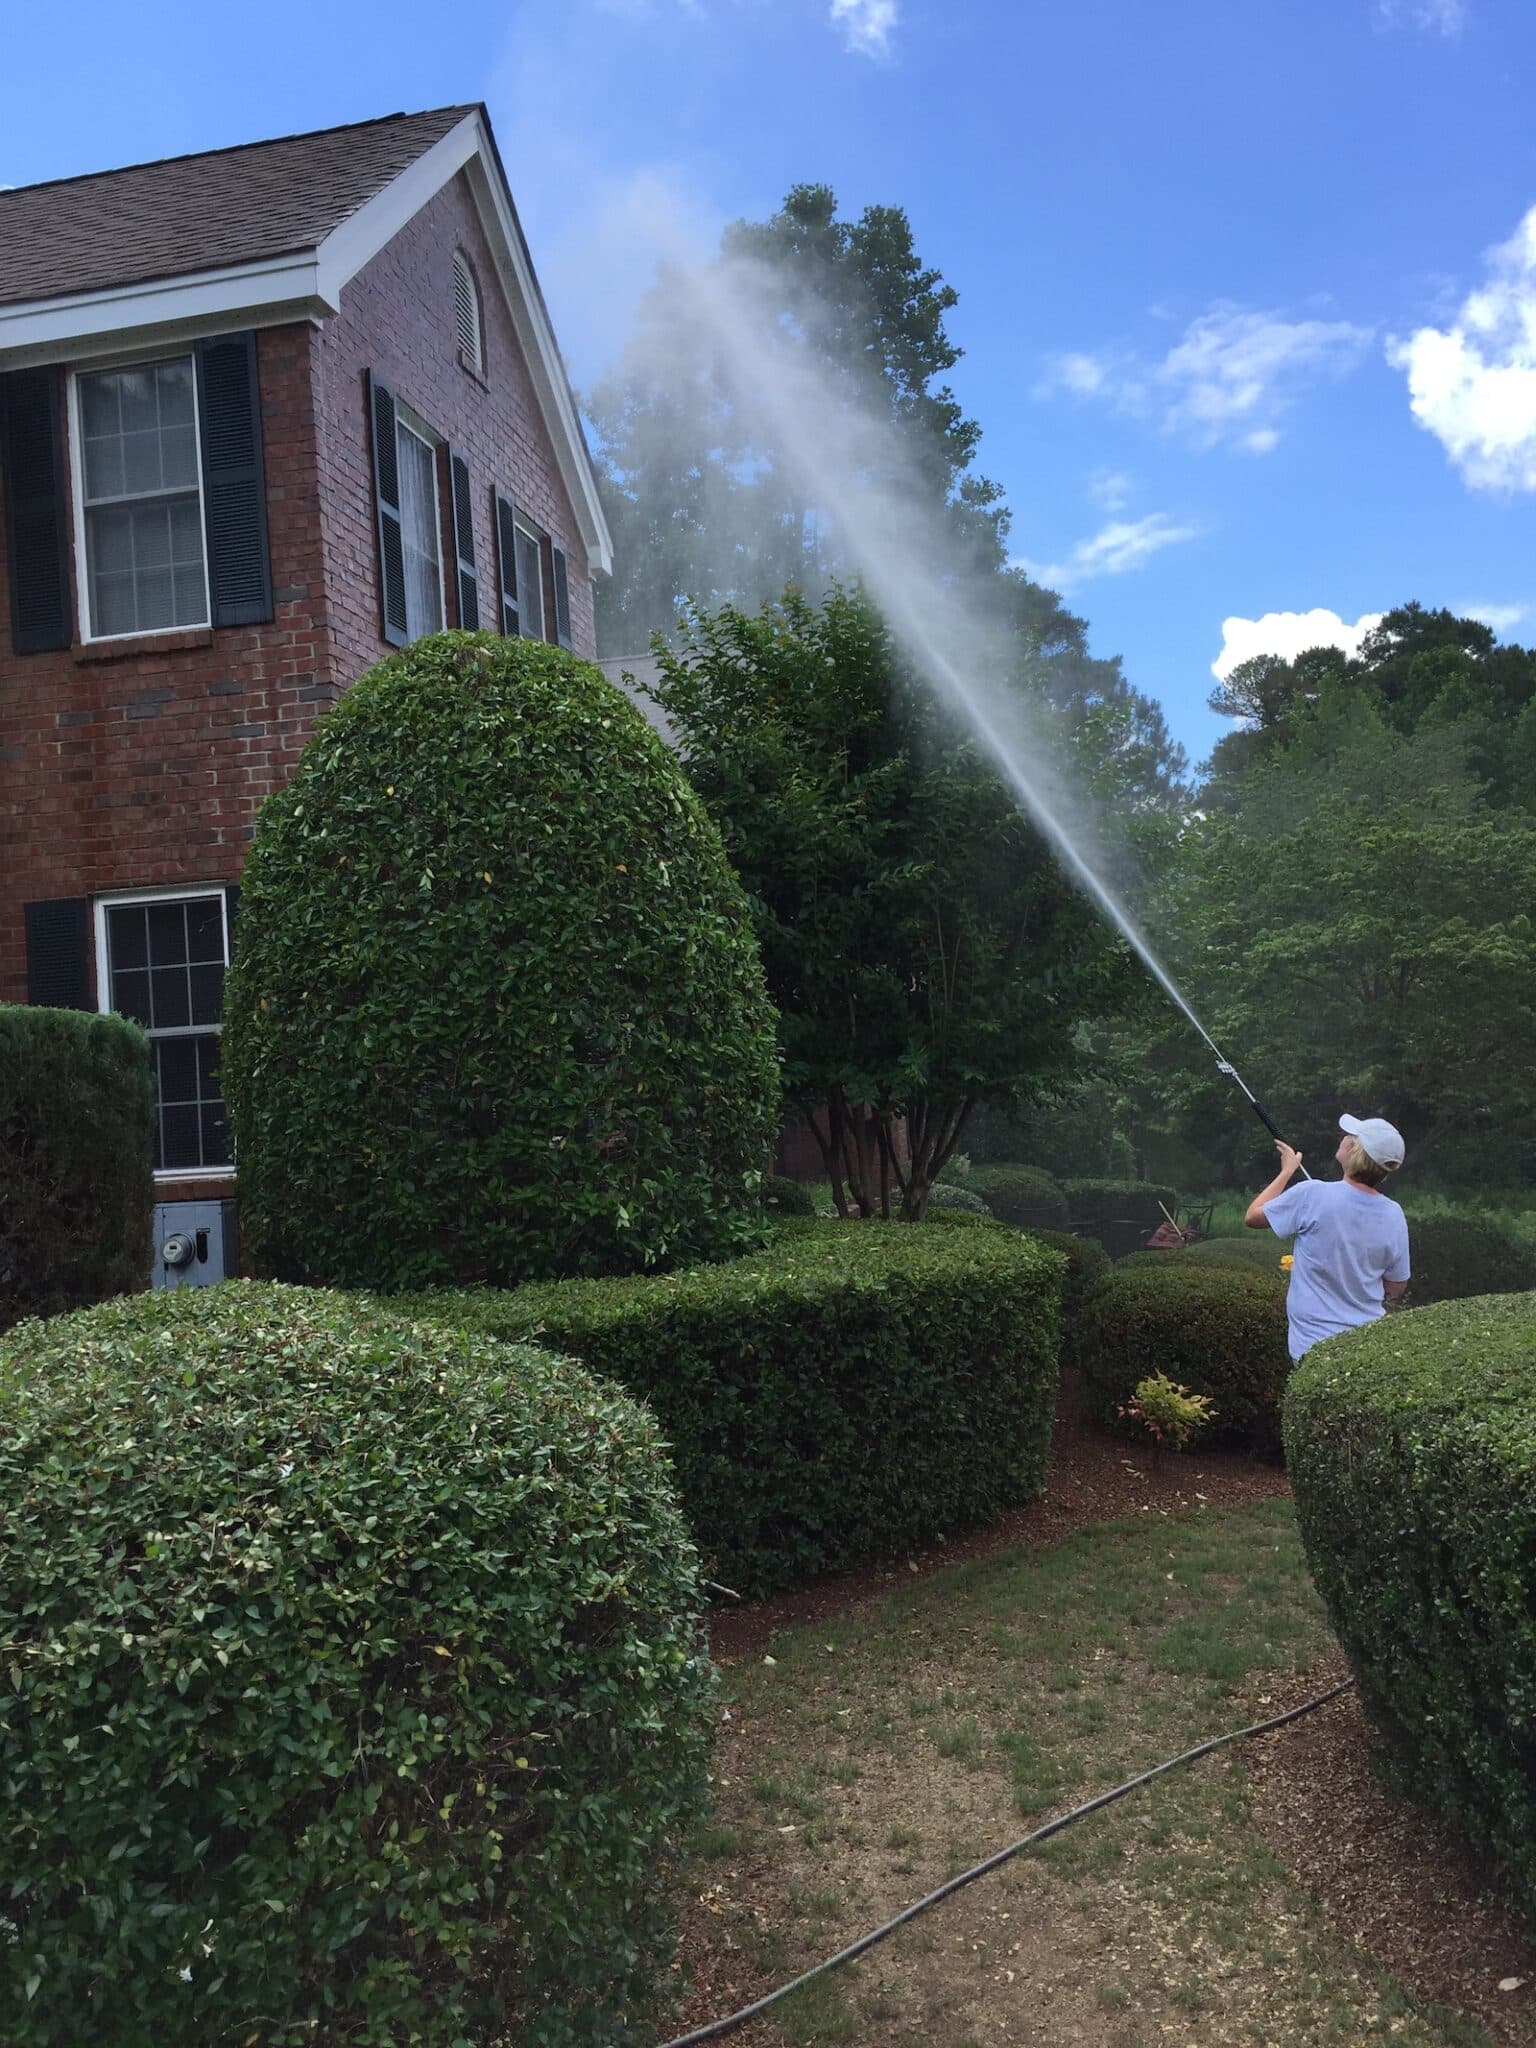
left=1212, top=609, right=1384, bottom=682
left=830, top=0, right=898, bottom=55
left=1463, top=602, right=1529, bottom=632
left=1037, top=304, right=1370, bottom=452
left=1388, top=205, right=1536, bottom=492
left=1016, top=513, right=1199, bottom=595
left=1089, top=469, right=1135, bottom=512
left=1375, top=0, right=1467, bottom=35
left=1157, top=306, right=1372, bottom=448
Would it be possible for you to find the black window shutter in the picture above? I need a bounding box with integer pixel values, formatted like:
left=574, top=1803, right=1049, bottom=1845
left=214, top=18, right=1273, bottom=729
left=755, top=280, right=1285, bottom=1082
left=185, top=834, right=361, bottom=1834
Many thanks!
left=24, top=898, right=91, bottom=1009
left=551, top=544, right=572, bottom=650
left=195, top=333, right=272, bottom=627
left=448, top=447, right=479, bottom=630
left=494, top=489, right=519, bottom=636
left=368, top=372, right=408, bottom=647
left=1, top=367, right=72, bottom=654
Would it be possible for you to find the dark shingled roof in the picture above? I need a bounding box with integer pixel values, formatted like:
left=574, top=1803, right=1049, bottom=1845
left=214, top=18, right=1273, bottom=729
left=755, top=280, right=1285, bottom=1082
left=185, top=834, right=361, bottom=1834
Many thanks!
left=0, top=107, right=477, bottom=310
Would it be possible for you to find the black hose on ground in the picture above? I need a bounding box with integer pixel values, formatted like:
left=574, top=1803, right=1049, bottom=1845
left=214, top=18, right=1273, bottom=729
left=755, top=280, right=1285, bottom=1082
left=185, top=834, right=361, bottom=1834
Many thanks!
left=659, top=1677, right=1355, bottom=2047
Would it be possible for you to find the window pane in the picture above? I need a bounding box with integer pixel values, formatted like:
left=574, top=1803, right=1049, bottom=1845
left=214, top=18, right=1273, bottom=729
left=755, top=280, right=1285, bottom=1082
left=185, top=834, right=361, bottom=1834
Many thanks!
left=515, top=529, right=543, bottom=639
left=189, top=962, right=224, bottom=1026
left=147, top=901, right=188, bottom=966
left=156, top=359, right=194, bottom=426
left=135, top=507, right=172, bottom=568
left=161, top=1104, right=201, bottom=1171
left=201, top=1101, right=230, bottom=1165
left=83, top=434, right=125, bottom=501
left=150, top=966, right=190, bottom=1030
left=397, top=423, right=443, bottom=641
left=92, top=505, right=134, bottom=575
left=80, top=374, right=120, bottom=438
left=87, top=497, right=206, bottom=636
left=198, top=1036, right=222, bottom=1098
left=157, top=1036, right=199, bottom=1104
left=112, top=967, right=152, bottom=1027
left=122, top=429, right=164, bottom=497
left=118, top=368, right=157, bottom=437
left=186, top=898, right=224, bottom=963
left=161, top=424, right=198, bottom=490
left=107, top=903, right=148, bottom=971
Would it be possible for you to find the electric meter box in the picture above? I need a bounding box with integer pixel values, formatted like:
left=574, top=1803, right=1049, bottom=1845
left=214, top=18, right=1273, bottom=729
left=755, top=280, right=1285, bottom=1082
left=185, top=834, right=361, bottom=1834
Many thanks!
left=151, top=1200, right=240, bottom=1290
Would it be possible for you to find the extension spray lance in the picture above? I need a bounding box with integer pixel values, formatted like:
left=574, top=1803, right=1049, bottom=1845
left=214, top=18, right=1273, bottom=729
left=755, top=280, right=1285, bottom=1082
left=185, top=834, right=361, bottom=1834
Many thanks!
left=1176, top=1012, right=1313, bottom=1181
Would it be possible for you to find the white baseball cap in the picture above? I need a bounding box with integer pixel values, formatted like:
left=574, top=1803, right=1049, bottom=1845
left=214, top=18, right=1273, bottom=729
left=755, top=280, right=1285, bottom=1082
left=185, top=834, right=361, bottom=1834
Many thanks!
left=1339, top=1113, right=1405, bottom=1170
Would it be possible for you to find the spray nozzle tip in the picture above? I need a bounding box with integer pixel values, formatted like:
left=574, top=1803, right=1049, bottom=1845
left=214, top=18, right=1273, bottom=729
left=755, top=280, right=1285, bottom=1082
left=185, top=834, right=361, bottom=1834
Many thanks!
left=1215, top=1061, right=1236, bottom=1075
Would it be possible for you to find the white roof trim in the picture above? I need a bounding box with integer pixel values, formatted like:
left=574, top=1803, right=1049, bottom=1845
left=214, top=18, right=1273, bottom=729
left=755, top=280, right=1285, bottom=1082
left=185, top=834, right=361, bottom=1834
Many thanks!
left=0, top=110, right=613, bottom=576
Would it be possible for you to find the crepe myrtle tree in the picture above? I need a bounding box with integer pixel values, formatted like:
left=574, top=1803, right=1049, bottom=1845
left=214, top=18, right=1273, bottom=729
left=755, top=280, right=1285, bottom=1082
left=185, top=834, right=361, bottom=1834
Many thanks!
left=647, top=587, right=1151, bottom=1219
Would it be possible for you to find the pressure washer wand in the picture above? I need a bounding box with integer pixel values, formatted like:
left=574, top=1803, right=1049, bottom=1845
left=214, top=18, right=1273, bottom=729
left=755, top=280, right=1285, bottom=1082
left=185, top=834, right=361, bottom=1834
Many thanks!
left=1177, top=1015, right=1314, bottom=1181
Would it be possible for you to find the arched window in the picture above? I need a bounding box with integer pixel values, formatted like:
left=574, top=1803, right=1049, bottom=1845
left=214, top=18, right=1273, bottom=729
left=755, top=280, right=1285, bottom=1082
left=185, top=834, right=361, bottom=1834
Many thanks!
left=453, top=252, right=483, bottom=375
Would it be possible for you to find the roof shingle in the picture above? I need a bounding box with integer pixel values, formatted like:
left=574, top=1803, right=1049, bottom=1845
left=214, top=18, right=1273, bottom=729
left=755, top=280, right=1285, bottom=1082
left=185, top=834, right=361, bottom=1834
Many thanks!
left=0, top=107, right=477, bottom=310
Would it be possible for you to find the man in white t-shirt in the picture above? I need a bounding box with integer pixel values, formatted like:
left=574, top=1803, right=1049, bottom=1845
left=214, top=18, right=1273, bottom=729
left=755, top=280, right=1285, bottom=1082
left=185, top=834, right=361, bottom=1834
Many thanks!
left=1245, top=1113, right=1411, bottom=1361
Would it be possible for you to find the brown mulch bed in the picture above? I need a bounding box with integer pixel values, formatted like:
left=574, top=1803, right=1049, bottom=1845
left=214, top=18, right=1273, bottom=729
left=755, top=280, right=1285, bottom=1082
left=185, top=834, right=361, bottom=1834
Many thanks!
left=1247, top=1675, right=1536, bottom=2044
left=708, top=1369, right=1289, bottom=1662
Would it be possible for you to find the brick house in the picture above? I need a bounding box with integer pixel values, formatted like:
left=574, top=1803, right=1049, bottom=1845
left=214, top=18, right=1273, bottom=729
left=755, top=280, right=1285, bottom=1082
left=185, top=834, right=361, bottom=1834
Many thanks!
left=0, top=107, right=613, bottom=1276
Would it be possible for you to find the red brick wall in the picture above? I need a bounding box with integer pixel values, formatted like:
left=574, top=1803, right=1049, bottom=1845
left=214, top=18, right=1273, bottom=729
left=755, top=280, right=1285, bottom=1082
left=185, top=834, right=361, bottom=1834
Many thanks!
left=314, top=169, right=597, bottom=680
left=0, top=320, right=329, bottom=1018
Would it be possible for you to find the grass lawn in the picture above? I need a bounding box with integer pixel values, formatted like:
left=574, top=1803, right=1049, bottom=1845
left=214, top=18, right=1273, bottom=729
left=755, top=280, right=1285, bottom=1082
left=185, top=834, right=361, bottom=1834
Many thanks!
left=675, top=1496, right=1511, bottom=2047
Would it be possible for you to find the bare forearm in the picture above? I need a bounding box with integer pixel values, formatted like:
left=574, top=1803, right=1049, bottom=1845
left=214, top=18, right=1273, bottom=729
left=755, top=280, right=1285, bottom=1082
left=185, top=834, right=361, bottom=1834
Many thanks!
left=1245, top=1143, right=1302, bottom=1227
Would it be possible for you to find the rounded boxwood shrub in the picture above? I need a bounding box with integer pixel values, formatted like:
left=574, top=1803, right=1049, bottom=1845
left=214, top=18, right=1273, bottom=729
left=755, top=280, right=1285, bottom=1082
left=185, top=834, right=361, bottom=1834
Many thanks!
left=0, top=1006, right=153, bottom=1331
left=1285, top=1294, right=1536, bottom=1913
left=761, top=1173, right=818, bottom=1218
left=223, top=633, right=780, bottom=1291
left=1030, top=1227, right=1112, bottom=1367
left=0, top=1282, right=713, bottom=2045
left=926, top=1181, right=992, bottom=1215
left=1179, top=1233, right=1293, bottom=1273
left=966, top=1163, right=1068, bottom=1231
left=403, top=1221, right=1066, bottom=1597
left=1077, top=1257, right=1289, bottom=1449
left=922, top=1207, right=1008, bottom=1230
left=1405, top=1212, right=1536, bottom=1305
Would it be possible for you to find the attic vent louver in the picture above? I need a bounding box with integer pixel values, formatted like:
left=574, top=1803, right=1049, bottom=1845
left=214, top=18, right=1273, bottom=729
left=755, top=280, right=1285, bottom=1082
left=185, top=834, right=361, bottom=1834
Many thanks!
left=453, top=252, right=482, bottom=375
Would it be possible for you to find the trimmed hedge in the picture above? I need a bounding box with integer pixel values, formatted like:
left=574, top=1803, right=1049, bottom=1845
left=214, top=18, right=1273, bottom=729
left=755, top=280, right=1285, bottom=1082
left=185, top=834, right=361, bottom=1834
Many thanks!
left=1078, top=1256, right=1290, bottom=1449
left=223, top=633, right=779, bottom=1291
left=927, top=1182, right=992, bottom=1215
left=0, top=1283, right=713, bottom=2045
left=1063, top=1178, right=1180, bottom=1258
left=761, top=1174, right=818, bottom=1218
left=1031, top=1228, right=1112, bottom=1367
left=1178, top=1234, right=1293, bottom=1273
left=1406, top=1213, right=1536, bottom=1305
left=922, top=1207, right=1008, bottom=1231
left=1285, top=1294, right=1536, bottom=1914
left=0, top=1005, right=154, bottom=1331
left=966, top=1163, right=1068, bottom=1231
left=404, top=1221, right=1065, bottom=1596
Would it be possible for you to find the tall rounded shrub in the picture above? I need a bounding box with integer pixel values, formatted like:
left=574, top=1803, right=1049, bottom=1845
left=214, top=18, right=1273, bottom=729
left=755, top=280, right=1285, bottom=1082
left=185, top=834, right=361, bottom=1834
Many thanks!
left=0, top=1282, right=714, bottom=2044
left=966, top=1163, right=1068, bottom=1231
left=1285, top=1295, right=1536, bottom=1913
left=223, top=634, right=779, bottom=1289
left=0, top=1005, right=153, bottom=1330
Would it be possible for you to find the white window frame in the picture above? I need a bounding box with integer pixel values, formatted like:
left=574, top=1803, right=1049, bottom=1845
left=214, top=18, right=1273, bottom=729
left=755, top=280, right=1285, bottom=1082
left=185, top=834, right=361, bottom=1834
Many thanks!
left=93, top=883, right=233, bottom=1184
left=68, top=347, right=212, bottom=644
left=395, top=403, right=446, bottom=642
left=453, top=250, right=484, bottom=376
left=514, top=516, right=545, bottom=641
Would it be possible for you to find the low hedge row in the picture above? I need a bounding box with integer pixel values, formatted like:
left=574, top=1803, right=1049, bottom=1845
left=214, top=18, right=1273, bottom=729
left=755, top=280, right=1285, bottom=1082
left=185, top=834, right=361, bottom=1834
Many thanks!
left=1406, top=1213, right=1536, bottom=1304
left=964, top=1164, right=1068, bottom=1231
left=1033, top=1228, right=1112, bottom=1366
left=1285, top=1295, right=1536, bottom=1914
left=0, top=1284, right=713, bottom=2045
left=1179, top=1234, right=1293, bottom=1273
left=405, top=1221, right=1065, bottom=1597
left=0, top=1005, right=154, bottom=1331
left=1078, top=1255, right=1290, bottom=1449
left=927, top=1182, right=992, bottom=1215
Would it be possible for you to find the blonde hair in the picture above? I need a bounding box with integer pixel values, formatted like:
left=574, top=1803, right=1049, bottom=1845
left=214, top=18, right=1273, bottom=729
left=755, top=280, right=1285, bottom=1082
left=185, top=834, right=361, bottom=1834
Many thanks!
left=1341, top=1135, right=1393, bottom=1189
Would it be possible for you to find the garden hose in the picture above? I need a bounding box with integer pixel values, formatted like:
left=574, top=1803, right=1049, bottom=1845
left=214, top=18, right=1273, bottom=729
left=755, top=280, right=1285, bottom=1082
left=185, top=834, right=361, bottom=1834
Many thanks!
left=659, top=1677, right=1355, bottom=2046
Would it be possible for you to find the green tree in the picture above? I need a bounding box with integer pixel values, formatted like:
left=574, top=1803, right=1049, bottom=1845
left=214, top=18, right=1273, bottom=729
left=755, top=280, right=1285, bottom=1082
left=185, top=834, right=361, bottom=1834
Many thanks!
left=649, top=588, right=1156, bottom=1218
left=587, top=183, right=1008, bottom=656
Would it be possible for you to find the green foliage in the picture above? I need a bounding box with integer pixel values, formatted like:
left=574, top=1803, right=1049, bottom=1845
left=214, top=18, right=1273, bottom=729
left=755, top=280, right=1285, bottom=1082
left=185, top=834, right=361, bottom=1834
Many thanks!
left=223, top=634, right=779, bottom=1290
left=761, top=1174, right=818, bottom=1217
left=1118, top=1372, right=1217, bottom=1452
left=1285, top=1294, right=1536, bottom=1914
left=921, top=1207, right=1007, bottom=1230
left=1406, top=1212, right=1536, bottom=1304
left=404, top=1222, right=1064, bottom=1597
left=926, top=1182, right=991, bottom=1214
left=966, top=1162, right=1068, bottom=1230
left=1029, top=1227, right=1112, bottom=1371
left=0, top=1005, right=153, bottom=1331
left=0, top=1282, right=713, bottom=2045
left=1063, top=1178, right=1179, bottom=1257
left=1078, top=1257, right=1290, bottom=1450
left=1181, top=1233, right=1294, bottom=1272
left=649, top=589, right=1153, bottom=1219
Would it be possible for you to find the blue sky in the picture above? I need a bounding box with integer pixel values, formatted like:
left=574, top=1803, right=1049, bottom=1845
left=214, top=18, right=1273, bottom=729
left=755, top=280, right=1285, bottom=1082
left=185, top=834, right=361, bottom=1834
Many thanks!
left=8, top=0, right=1536, bottom=766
